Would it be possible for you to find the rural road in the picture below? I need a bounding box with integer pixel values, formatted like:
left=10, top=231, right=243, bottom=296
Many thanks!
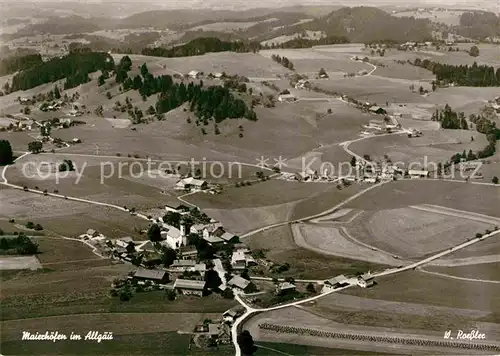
left=350, top=56, right=377, bottom=76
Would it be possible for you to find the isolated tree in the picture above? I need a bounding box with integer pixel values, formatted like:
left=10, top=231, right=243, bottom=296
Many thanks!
left=59, top=159, right=75, bottom=172
left=350, top=156, right=357, bottom=167
left=318, top=68, right=328, bottom=77
left=469, top=45, right=480, bottom=57
left=53, top=86, right=61, bottom=99
left=106, top=91, right=112, bottom=100
left=493, top=176, right=499, bottom=184
left=0, top=140, right=13, bottom=165
left=28, top=141, right=43, bottom=154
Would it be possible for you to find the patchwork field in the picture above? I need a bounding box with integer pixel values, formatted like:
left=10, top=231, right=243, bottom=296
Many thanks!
left=347, top=206, right=495, bottom=259
left=292, top=223, right=402, bottom=265
left=245, top=224, right=389, bottom=280
left=0, top=187, right=149, bottom=238
left=0, top=256, right=42, bottom=270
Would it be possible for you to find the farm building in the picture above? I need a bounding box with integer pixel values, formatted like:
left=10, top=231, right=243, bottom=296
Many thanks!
left=369, top=106, right=387, bottom=115
left=192, top=223, right=224, bottom=239
left=408, top=170, right=429, bottom=179
left=278, top=94, right=297, bottom=103
left=276, top=282, right=296, bottom=295
left=227, top=275, right=256, bottom=293
left=295, top=79, right=310, bottom=89
left=174, top=279, right=206, bottom=296
left=115, top=236, right=134, bottom=248
left=223, top=306, right=245, bottom=323
left=231, top=250, right=247, bottom=270
left=357, top=273, right=375, bottom=288
left=133, top=268, right=169, bottom=284
left=171, top=260, right=206, bottom=273
left=325, top=274, right=350, bottom=288
left=203, top=234, right=225, bottom=246
left=175, top=177, right=208, bottom=192
left=179, top=245, right=198, bottom=259
left=220, top=232, right=238, bottom=243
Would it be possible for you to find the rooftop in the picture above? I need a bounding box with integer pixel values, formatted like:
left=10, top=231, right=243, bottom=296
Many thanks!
left=174, top=279, right=206, bottom=290
left=133, top=268, right=167, bottom=280
left=277, top=282, right=296, bottom=290
left=172, top=259, right=197, bottom=267
left=228, top=275, right=251, bottom=290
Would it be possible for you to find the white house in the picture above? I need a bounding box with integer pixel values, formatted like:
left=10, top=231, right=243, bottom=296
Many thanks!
left=278, top=94, right=296, bottom=103
left=231, top=250, right=247, bottom=270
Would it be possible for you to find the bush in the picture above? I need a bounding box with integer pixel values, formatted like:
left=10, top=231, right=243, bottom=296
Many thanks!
left=34, top=224, right=43, bottom=231
left=25, top=221, right=35, bottom=229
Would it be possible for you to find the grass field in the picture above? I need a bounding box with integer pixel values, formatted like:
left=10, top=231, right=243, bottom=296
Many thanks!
left=256, top=342, right=395, bottom=355
left=0, top=187, right=149, bottom=238
left=346, top=206, right=494, bottom=258
left=341, top=270, right=500, bottom=313
left=424, top=263, right=500, bottom=282
left=292, top=223, right=402, bottom=265
left=185, top=179, right=334, bottom=209
left=245, top=224, right=389, bottom=280
left=344, top=180, right=500, bottom=218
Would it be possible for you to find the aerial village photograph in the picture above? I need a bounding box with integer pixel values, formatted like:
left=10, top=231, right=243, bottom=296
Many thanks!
left=0, top=0, right=499, bottom=355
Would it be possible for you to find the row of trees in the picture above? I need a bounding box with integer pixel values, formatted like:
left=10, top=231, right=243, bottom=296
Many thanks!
left=142, top=37, right=261, bottom=58
left=9, top=50, right=115, bottom=92
left=413, top=59, right=500, bottom=87
left=469, top=113, right=500, bottom=159
left=271, top=54, right=294, bottom=70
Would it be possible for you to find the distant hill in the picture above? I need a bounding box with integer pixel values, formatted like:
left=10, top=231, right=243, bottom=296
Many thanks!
left=299, top=6, right=433, bottom=43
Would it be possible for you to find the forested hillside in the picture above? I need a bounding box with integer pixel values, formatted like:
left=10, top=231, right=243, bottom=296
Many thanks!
left=142, top=37, right=261, bottom=57
left=9, top=50, right=114, bottom=92
left=0, top=54, right=43, bottom=76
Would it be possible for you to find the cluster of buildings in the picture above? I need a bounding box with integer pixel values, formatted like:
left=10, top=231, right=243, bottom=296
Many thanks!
left=321, top=273, right=375, bottom=292
left=488, top=96, right=500, bottom=114
left=398, top=41, right=434, bottom=51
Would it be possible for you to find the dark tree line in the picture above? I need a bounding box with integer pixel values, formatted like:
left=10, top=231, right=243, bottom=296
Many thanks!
left=142, top=37, right=261, bottom=57
left=469, top=113, right=500, bottom=159
left=10, top=49, right=115, bottom=92
left=271, top=54, right=294, bottom=70
left=0, top=140, right=13, bottom=166
left=117, top=62, right=256, bottom=123
left=0, top=53, right=43, bottom=76
left=263, top=35, right=349, bottom=49
left=431, top=104, right=468, bottom=130
left=413, top=58, right=500, bottom=87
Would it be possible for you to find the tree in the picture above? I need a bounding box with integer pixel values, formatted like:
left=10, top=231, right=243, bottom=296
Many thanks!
left=126, top=242, right=136, bottom=254
left=469, top=45, right=480, bottom=57
left=161, top=246, right=177, bottom=267
left=147, top=224, right=162, bottom=242
left=350, top=156, right=357, bottom=167
left=106, top=91, right=112, bottom=100
left=28, top=141, right=43, bottom=154
left=140, top=63, right=149, bottom=77
left=318, top=68, right=328, bottom=77
left=0, top=140, right=13, bottom=165
left=493, top=176, right=499, bottom=184
left=306, top=283, right=316, bottom=293
left=59, top=159, right=75, bottom=172
left=53, top=86, right=61, bottom=99
left=166, top=289, right=176, bottom=300
left=237, top=330, right=257, bottom=355
left=163, top=212, right=181, bottom=228
left=119, top=284, right=134, bottom=301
